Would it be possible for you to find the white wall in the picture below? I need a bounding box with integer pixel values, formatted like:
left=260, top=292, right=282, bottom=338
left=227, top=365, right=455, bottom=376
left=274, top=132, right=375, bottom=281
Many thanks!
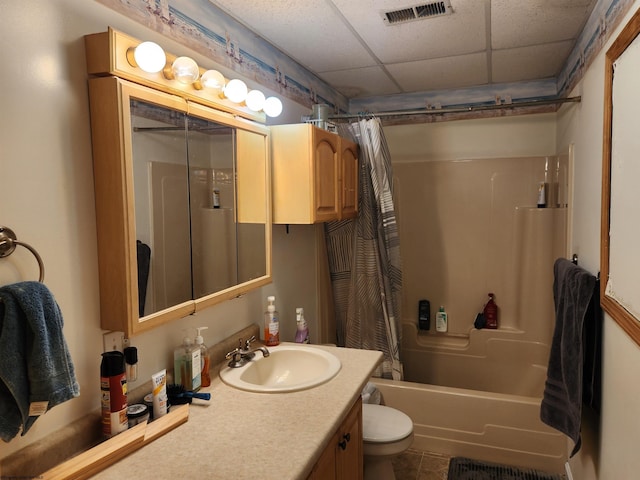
left=0, top=0, right=309, bottom=459
left=557, top=3, right=640, bottom=479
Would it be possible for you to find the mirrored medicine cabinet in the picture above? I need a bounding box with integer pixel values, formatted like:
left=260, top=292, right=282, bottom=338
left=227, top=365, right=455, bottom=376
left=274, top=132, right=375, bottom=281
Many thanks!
left=85, top=29, right=271, bottom=336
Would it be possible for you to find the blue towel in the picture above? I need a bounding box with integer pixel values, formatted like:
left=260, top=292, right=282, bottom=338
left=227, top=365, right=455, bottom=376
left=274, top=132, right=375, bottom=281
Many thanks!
left=0, top=281, right=80, bottom=442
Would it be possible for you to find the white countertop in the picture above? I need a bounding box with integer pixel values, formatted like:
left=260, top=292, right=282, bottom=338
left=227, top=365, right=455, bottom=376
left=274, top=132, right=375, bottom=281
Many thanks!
left=92, top=343, right=382, bottom=480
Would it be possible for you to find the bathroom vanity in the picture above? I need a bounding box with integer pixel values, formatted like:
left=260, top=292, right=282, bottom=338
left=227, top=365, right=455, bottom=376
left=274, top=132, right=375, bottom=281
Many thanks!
left=90, top=344, right=382, bottom=479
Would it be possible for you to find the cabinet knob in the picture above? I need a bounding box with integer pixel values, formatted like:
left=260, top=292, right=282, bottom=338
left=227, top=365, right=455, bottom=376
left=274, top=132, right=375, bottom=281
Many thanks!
left=338, top=433, right=351, bottom=450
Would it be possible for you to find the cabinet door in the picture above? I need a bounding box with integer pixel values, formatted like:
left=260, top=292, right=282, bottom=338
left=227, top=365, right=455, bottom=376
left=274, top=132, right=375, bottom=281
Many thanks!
left=313, top=128, right=340, bottom=222
left=309, top=431, right=338, bottom=480
left=339, top=138, right=358, bottom=220
left=337, top=398, right=363, bottom=480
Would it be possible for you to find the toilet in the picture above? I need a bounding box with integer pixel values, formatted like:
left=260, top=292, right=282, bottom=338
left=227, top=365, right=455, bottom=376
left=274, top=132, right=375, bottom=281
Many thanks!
left=362, top=403, right=414, bottom=480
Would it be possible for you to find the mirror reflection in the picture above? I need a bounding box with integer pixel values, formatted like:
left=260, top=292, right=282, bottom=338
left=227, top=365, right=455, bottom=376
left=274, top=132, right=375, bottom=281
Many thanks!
left=130, top=99, right=267, bottom=318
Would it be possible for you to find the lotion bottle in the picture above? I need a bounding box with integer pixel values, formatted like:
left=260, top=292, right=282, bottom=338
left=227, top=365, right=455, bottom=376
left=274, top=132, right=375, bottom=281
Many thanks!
left=264, top=296, right=280, bottom=346
left=435, top=306, right=448, bottom=333
left=295, top=307, right=310, bottom=344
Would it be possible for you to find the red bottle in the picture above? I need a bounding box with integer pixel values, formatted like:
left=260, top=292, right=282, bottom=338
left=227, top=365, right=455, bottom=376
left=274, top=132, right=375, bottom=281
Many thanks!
left=484, top=293, right=498, bottom=329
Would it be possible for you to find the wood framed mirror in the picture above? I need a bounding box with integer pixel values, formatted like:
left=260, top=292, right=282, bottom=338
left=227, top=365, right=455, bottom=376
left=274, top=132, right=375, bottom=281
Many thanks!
left=601, top=7, right=640, bottom=346
left=85, top=29, right=272, bottom=337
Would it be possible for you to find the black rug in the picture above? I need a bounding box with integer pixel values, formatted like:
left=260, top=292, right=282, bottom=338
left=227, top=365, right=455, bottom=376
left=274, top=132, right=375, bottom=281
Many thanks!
left=447, top=457, right=564, bottom=480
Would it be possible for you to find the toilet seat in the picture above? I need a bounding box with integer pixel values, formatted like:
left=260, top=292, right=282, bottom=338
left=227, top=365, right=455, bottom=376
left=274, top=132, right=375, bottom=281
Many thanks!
left=362, top=404, right=413, bottom=443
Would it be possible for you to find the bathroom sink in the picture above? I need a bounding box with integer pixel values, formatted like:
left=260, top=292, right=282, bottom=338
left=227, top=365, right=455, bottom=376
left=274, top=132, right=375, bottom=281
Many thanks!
left=219, top=344, right=341, bottom=393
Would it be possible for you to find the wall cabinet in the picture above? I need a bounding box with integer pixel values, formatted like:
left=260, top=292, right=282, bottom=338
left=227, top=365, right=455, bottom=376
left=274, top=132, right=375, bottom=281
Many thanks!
left=308, top=398, right=363, bottom=480
left=271, top=124, right=358, bottom=224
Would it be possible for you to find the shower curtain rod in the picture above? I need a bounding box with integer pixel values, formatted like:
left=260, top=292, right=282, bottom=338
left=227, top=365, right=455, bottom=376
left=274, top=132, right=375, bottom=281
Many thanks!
left=329, top=96, right=581, bottom=120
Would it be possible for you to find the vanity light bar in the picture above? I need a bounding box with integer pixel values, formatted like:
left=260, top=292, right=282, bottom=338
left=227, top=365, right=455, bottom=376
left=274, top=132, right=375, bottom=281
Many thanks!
left=85, top=27, right=282, bottom=121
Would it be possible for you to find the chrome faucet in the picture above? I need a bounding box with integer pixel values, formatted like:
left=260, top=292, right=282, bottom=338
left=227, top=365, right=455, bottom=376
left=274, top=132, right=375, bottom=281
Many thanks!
left=225, top=335, right=270, bottom=368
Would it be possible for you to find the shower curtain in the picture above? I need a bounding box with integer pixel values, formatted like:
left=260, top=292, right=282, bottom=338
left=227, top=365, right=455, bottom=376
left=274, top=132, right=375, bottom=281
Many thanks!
left=325, top=117, right=403, bottom=380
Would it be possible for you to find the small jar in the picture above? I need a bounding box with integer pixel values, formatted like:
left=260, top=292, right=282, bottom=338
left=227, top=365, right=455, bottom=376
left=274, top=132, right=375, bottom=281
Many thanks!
left=127, top=403, right=149, bottom=428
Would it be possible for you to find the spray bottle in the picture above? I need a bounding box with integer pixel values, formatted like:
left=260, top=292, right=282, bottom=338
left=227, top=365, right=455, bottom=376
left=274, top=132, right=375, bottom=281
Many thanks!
left=100, top=351, right=128, bottom=438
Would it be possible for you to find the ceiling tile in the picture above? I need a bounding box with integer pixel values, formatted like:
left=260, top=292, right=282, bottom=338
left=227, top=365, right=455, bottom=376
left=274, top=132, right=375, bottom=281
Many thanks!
left=492, top=41, right=574, bottom=83
left=332, top=0, right=488, bottom=64
left=491, top=0, right=596, bottom=49
left=387, top=53, right=489, bottom=92
left=318, top=66, right=402, bottom=98
left=209, top=0, right=377, bottom=72
left=203, top=0, right=599, bottom=101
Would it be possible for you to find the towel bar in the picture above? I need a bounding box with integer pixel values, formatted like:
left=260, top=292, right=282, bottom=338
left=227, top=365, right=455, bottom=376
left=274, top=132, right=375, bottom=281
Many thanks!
left=0, top=226, right=45, bottom=282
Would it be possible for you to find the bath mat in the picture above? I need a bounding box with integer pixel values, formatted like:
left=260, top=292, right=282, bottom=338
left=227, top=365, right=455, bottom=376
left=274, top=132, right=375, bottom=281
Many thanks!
left=447, top=457, right=564, bottom=480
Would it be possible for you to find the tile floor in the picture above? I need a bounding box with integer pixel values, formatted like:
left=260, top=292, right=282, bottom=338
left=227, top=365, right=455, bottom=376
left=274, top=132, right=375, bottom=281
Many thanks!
left=392, top=449, right=451, bottom=480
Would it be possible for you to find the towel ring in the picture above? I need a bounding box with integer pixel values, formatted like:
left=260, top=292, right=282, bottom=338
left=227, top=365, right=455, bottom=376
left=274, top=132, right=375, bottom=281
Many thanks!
left=0, top=226, right=45, bottom=282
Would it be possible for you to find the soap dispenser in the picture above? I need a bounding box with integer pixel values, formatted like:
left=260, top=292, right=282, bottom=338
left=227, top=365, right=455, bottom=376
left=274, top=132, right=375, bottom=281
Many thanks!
left=173, top=330, right=202, bottom=392
left=195, top=326, right=210, bottom=388
left=295, top=307, right=310, bottom=344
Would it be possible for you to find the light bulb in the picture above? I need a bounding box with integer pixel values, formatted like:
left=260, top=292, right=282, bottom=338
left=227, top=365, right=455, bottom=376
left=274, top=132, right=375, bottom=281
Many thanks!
left=201, top=70, right=226, bottom=90
left=171, top=56, right=200, bottom=84
left=263, top=96, right=283, bottom=117
left=245, top=90, right=266, bottom=112
left=224, top=79, right=248, bottom=103
left=131, top=42, right=166, bottom=73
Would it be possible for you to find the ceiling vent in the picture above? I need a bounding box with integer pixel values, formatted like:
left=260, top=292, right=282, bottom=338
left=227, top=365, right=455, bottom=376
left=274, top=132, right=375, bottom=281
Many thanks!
left=381, top=1, right=453, bottom=25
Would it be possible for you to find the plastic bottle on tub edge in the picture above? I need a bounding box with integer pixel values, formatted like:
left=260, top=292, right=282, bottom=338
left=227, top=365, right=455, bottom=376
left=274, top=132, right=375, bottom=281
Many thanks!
left=435, top=306, right=448, bottom=333
left=483, top=293, right=498, bottom=329
left=264, top=296, right=280, bottom=346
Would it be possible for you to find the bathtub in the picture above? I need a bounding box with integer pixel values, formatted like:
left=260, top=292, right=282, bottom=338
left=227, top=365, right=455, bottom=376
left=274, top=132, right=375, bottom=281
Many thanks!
left=373, top=325, right=567, bottom=474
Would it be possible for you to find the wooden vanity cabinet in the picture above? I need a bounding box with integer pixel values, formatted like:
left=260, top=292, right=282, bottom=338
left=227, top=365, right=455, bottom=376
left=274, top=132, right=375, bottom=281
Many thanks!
left=271, top=124, right=358, bottom=224
left=309, top=398, right=363, bottom=480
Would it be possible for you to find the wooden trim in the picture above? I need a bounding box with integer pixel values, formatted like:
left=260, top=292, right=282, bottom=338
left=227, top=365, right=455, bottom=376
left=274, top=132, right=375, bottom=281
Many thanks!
left=41, top=404, right=189, bottom=480
left=600, top=7, right=640, bottom=346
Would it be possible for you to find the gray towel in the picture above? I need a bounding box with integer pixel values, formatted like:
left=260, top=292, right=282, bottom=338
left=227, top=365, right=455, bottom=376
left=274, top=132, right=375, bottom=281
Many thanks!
left=0, top=281, right=80, bottom=442
left=540, top=258, right=596, bottom=457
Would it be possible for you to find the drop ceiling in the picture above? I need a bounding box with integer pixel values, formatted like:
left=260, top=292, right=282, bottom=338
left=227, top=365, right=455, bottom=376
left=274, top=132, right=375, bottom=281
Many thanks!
left=208, top=0, right=598, bottom=99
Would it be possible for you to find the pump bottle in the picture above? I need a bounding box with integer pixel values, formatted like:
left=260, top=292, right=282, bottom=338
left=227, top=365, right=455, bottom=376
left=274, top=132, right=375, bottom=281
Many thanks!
left=173, top=331, right=201, bottom=391
left=483, top=293, right=498, bottom=329
left=435, top=306, right=448, bottom=333
left=295, top=307, right=310, bottom=344
left=195, top=326, right=211, bottom=387
left=264, top=296, right=280, bottom=346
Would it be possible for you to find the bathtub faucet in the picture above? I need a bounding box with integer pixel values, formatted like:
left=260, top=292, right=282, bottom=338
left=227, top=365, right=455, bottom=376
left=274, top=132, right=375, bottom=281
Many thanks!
left=225, top=335, right=270, bottom=368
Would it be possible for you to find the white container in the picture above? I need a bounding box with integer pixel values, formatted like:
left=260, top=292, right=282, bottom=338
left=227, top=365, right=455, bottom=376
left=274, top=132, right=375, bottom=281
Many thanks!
left=435, top=306, right=448, bottom=333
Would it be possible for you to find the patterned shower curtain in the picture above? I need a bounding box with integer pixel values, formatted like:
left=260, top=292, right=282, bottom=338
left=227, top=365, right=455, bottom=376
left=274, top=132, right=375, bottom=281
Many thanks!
left=325, top=117, right=403, bottom=380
